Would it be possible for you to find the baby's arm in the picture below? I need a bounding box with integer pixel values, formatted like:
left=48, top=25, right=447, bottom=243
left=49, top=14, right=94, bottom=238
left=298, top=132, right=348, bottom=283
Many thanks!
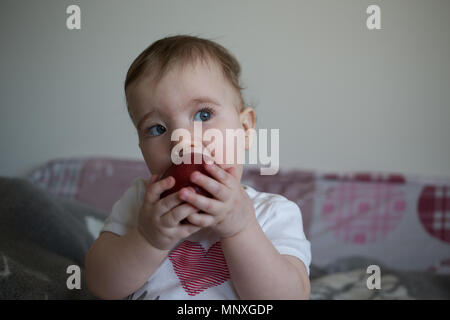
left=85, top=174, right=202, bottom=300
left=221, top=218, right=310, bottom=300
left=85, top=228, right=168, bottom=300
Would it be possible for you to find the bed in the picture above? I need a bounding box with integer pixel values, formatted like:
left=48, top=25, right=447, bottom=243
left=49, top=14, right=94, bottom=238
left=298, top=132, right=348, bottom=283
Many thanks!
left=1, top=156, right=449, bottom=299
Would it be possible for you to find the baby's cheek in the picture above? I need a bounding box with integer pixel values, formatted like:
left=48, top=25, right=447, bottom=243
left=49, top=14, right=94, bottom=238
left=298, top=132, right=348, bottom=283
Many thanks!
left=204, top=124, right=246, bottom=165
left=223, top=133, right=247, bottom=165
left=141, top=147, right=166, bottom=173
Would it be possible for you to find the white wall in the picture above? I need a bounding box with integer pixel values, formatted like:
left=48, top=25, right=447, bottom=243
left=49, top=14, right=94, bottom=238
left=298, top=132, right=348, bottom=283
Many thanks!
left=1, top=0, right=449, bottom=178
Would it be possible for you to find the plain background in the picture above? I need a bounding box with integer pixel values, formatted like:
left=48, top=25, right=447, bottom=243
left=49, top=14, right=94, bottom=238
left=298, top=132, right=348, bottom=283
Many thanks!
left=1, top=0, right=449, bottom=178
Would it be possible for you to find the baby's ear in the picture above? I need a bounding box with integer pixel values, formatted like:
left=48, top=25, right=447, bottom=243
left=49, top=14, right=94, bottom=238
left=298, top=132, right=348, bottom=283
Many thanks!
left=239, top=107, right=256, bottom=150
left=239, top=107, right=256, bottom=131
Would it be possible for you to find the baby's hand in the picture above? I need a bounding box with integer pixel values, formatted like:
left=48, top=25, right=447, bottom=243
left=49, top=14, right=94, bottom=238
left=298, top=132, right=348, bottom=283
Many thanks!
left=178, top=163, right=256, bottom=239
left=137, top=174, right=202, bottom=250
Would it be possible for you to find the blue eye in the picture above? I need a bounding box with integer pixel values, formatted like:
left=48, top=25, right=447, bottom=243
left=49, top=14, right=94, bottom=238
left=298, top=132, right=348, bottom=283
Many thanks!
left=146, top=124, right=166, bottom=136
left=194, top=107, right=214, bottom=122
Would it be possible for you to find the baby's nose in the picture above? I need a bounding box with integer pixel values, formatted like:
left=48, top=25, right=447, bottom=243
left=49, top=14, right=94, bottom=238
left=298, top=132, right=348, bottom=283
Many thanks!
left=173, top=138, right=202, bottom=153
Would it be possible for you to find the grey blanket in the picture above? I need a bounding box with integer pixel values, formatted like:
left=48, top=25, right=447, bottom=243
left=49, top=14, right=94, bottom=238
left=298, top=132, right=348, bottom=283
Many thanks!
left=0, top=177, right=105, bottom=299
left=1, top=177, right=449, bottom=300
left=309, top=257, right=450, bottom=299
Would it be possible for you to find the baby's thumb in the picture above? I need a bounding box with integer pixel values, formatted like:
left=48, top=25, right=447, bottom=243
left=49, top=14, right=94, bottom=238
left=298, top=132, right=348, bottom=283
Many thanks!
left=143, top=174, right=161, bottom=204
left=149, top=174, right=160, bottom=184
left=226, top=167, right=237, bottom=179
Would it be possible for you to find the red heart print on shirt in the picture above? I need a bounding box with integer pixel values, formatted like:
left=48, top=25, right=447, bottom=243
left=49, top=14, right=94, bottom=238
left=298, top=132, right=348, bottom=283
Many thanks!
left=168, top=240, right=230, bottom=296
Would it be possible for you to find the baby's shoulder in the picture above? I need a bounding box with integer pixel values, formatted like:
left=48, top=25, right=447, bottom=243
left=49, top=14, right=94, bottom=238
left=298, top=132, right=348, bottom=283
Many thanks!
left=116, top=177, right=148, bottom=206
left=243, top=184, right=300, bottom=218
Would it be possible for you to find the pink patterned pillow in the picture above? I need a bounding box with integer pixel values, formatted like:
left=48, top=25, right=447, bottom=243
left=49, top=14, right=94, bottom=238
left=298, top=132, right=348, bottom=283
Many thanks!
left=28, top=157, right=149, bottom=214
left=27, top=157, right=450, bottom=273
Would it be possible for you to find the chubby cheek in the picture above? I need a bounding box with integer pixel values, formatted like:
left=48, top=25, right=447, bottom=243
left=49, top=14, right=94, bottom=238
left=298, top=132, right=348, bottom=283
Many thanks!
left=140, top=142, right=170, bottom=175
left=210, top=125, right=246, bottom=166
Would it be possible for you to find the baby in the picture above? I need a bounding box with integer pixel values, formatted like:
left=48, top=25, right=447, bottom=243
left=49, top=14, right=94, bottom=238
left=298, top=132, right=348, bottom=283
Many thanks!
left=85, top=35, right=311, bottom=300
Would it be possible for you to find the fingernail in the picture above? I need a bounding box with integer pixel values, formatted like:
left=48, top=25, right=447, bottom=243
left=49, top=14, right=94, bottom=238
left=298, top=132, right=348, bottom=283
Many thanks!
left=180, top=189, right=190, bottom=199
left=190, top=172, right=197, bottom=181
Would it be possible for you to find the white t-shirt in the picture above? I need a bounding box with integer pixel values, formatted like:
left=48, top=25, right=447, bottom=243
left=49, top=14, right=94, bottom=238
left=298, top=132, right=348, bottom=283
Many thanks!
left=100, top=177, right=311, bottom=300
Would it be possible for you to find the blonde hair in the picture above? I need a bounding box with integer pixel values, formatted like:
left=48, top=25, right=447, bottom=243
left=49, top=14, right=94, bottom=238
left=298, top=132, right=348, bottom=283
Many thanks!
left=124, top=34, right=249, bottom=115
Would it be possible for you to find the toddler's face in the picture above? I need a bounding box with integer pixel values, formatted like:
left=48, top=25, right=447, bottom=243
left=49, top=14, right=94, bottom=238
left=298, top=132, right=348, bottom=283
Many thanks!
left=126, top=58, right=255, bottom=182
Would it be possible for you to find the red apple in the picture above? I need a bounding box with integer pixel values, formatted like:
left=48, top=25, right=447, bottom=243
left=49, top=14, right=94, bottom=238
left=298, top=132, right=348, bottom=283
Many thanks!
left=159, top=153, right=214, bottom=200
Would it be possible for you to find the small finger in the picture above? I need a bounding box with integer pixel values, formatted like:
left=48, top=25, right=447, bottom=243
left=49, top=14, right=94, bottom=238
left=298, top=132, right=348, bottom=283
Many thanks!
left=160, top=203, right=199, bottom=227
left=145, top=176, right=175, bottom=204
left=190, top=171, right=228, bottom=201
left=156, top=189, right=191, bottom=216
left=225, top=167, right=238, bottom=179
left=144, top=174, right=160, bottom=194
left=204, top=163, right=233, bottom=187
left=149, top=173, right=160, bottom=184
left=185, top=212, right=216, bottom=228
left=179, top=188, right=222, bottom=215
left=178, top=223, right=202, bottom=238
